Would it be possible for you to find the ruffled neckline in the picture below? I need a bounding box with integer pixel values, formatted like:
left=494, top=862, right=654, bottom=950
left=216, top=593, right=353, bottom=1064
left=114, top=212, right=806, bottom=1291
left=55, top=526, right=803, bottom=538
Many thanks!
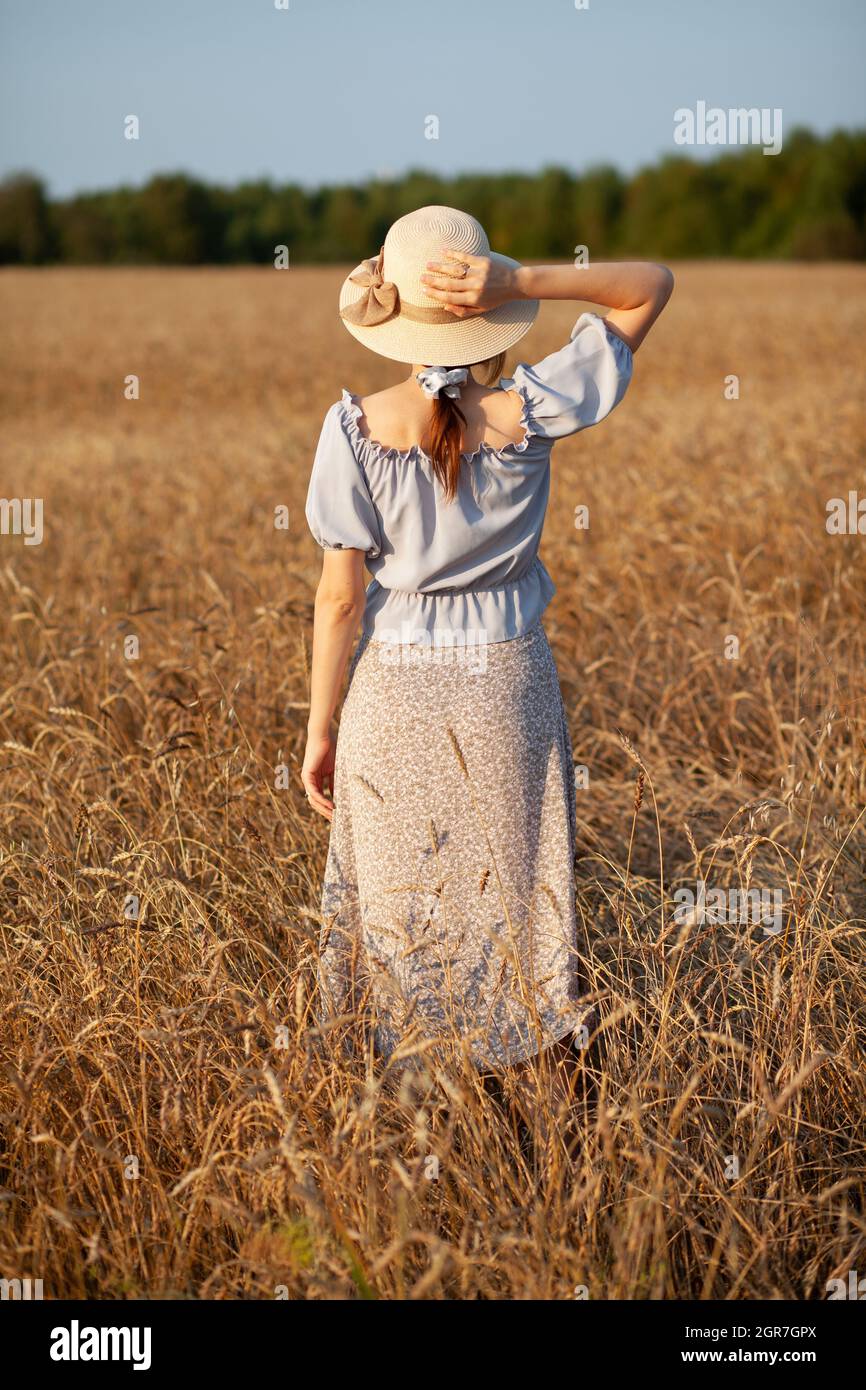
left=338, top=385, right=537, bottom=465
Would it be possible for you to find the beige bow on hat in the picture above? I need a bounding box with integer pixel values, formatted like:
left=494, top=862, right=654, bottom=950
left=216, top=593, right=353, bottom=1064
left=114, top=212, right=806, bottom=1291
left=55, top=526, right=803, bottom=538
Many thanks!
left=339, top=246, right=399, bottom=326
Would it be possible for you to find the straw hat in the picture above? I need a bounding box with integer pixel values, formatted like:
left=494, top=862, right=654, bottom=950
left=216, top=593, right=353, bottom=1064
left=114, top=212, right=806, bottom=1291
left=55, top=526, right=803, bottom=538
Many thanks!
left=338, top=205, right=538, bottom=366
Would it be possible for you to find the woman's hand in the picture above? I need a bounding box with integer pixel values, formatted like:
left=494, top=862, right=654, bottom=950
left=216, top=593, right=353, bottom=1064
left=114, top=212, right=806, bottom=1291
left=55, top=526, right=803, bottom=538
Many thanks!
left=420, top=248, right=523, bottom=317
left=301, top=730, right=336, bottom=820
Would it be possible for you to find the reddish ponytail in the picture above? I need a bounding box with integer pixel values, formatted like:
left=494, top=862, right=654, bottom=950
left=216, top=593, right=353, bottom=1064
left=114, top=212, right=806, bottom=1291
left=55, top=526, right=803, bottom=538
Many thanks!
left=423, top=353, right=506, bottom=501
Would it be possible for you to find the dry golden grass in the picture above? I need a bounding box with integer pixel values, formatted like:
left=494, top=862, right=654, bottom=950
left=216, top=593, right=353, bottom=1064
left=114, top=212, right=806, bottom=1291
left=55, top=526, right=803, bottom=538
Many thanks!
left=0, top=263, right=864, bottom=1300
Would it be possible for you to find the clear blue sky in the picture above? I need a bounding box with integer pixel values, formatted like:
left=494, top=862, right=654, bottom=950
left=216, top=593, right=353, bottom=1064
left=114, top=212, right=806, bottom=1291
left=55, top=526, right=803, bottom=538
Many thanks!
left=1, top=0, right=864, bottom=197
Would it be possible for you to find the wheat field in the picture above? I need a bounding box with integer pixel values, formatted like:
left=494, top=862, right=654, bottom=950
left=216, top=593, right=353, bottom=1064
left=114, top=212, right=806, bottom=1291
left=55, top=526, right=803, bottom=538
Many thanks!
left=0, top=263, right=864, bottom=1300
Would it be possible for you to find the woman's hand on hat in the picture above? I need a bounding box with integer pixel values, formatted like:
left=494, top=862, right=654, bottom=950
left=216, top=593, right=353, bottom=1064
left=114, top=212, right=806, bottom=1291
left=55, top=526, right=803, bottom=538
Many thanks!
left=420, top=248, right=522, bottom=317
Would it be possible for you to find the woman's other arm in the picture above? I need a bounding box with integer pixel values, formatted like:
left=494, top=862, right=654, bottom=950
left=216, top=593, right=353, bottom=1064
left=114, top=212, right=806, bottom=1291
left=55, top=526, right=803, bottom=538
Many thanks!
left=302, top=548, right=366, bottom=820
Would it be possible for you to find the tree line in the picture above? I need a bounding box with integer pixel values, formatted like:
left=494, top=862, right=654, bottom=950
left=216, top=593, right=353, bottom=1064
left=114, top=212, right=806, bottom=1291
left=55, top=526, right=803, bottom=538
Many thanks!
left=1, top=127, right=863, bottom=265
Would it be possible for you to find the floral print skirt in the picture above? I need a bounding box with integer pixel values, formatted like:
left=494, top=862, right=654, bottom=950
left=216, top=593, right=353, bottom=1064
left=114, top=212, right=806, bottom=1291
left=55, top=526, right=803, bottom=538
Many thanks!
left=316, top=621, right=589, bottom=1071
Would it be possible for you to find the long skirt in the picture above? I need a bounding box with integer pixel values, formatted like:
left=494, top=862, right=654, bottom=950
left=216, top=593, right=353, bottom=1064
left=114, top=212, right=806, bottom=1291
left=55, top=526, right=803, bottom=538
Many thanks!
left=316, top=621, right=589, bottom=1072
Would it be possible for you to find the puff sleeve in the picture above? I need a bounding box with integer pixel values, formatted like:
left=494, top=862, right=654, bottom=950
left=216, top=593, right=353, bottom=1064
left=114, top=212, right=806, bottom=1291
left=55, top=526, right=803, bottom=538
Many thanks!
left=502, top=312, right=633, bottom=439
left=305, top=402, right=383, bottom=557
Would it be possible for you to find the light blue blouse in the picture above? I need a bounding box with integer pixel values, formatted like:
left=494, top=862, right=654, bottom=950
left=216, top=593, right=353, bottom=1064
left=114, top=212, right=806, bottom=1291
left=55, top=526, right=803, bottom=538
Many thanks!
left=305, top=312, right=633, bottom=644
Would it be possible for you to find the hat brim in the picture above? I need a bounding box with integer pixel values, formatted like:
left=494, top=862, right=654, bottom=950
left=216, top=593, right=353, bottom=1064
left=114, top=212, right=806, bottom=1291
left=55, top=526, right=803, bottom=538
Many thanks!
left=338, top=252, right=539, bottom=366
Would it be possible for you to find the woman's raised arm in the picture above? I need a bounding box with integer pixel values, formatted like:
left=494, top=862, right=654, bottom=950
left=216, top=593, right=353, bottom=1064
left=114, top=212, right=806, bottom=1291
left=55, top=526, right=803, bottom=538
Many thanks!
left=421, top=253, right=674, bottom=352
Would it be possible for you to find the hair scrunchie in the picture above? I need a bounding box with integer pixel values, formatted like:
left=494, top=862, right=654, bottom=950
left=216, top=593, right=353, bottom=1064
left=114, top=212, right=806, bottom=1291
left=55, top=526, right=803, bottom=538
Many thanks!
left=415, top=367, right=469, bottom=399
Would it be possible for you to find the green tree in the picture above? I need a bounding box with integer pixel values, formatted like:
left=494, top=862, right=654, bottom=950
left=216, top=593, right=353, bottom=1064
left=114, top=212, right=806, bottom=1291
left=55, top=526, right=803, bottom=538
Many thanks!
left=0, top=173, right=53, bottom=262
